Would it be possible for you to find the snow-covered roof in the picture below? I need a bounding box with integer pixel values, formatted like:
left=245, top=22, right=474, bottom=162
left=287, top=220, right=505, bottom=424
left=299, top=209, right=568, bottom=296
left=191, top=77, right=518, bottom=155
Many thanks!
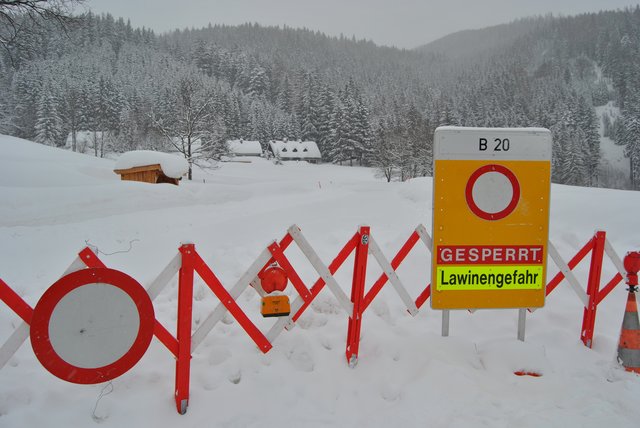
left=114, top=150, right=189, bottom=179
left=268, top=140, right=321, bottom=160
left=227, top=140, right=262, bottom=156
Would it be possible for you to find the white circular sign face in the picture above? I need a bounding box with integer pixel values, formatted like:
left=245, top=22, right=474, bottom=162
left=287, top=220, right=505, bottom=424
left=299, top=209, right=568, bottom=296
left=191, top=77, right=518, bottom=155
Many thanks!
left=471, top=171, right=514, bottom=214
left=49, top=283, right=140, bottom=368
left=31, top=268, right=155, bottom=384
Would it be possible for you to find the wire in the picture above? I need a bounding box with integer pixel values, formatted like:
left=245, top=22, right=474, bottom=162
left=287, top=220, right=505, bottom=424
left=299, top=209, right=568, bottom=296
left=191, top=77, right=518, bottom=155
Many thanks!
left=91, top=381, right=114, bottom=423
left=84, top=239, right=140, bottom=256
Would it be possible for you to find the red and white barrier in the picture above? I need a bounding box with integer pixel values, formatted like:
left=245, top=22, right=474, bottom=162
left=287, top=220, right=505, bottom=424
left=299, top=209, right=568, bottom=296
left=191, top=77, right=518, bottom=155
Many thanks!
left=0, top=225, right=629, bottom=414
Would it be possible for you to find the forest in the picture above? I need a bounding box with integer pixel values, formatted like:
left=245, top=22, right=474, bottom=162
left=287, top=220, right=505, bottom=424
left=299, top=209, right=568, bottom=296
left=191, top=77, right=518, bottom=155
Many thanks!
left=0, top=6, right=639, bottom=188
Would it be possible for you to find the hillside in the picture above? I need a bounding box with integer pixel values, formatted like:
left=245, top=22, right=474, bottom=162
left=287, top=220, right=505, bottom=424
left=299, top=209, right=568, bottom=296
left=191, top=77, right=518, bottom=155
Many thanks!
left=0, top=8, right=639, bottom=189
left=415, top=17, right=545, bottom=59
left=0, top=135, right=639, bottom=426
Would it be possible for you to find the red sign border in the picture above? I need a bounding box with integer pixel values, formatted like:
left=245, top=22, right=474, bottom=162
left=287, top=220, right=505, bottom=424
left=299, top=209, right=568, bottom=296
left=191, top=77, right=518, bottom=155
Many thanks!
left=465, top=164, right=520, bottom=221
left=30, top=268, right=155, bottom=384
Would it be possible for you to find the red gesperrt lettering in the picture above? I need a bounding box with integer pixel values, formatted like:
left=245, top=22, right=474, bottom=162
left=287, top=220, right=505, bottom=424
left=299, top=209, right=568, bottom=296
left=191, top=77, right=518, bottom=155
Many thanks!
left=437, top=245, right=544, bottom=265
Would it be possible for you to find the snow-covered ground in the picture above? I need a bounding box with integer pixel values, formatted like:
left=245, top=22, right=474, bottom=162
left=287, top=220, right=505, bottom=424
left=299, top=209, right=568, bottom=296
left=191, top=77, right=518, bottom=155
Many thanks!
left=1, top=134, right=640, bottom=427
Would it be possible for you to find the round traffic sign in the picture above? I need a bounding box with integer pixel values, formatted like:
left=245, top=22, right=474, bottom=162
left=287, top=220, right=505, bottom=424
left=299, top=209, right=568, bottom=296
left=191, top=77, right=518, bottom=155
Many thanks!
left=465, top=164, right=520, bottom=221
left=30, top=268, right=154, bottom=384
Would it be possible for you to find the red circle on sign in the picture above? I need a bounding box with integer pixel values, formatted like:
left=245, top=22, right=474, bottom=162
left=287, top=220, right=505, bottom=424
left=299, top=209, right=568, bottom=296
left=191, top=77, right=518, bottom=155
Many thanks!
left=30, top=268, right=154, bottom=384
left=465, top=164, right=520, bottom=221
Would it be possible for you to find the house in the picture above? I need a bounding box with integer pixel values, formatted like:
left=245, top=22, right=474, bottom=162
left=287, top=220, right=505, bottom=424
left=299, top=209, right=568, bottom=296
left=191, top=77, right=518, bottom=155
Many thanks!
left=114, top=150, right=189, bottom=185
left=268, top=140, right=322, bottom=163
left=226, top=139, right=263, bottom=157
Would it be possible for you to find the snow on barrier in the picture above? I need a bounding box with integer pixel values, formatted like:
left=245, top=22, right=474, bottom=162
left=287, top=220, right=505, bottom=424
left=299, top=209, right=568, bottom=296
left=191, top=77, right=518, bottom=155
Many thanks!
left=0, top=225, right=629, bottom=414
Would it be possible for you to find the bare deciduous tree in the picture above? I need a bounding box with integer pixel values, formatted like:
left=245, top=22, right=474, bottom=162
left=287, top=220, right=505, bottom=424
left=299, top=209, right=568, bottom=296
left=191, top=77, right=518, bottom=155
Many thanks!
left=0, top=0, right=84, bottom=54
left=151, top=73, right=227, bottom=180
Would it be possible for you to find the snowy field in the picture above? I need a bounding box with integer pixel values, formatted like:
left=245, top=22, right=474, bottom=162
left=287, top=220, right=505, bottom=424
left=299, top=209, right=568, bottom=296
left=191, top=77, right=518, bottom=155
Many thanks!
left=1, top=134, right=640, bottom=427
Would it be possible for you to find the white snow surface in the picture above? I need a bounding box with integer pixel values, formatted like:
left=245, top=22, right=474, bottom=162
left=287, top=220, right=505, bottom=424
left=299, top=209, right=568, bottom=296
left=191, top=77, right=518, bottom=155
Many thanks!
left=1, top=134, right=640, bottom=427
left=114, top=150, right=189, bottom=178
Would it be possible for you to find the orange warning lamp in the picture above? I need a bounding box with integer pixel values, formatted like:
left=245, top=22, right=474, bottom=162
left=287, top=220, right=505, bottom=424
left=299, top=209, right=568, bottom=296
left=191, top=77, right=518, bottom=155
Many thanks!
left=259, top=265, right=290, bottom=317
left=259, top=266, right=288, bottom=293
left=624, top=252, right=640, bottom=286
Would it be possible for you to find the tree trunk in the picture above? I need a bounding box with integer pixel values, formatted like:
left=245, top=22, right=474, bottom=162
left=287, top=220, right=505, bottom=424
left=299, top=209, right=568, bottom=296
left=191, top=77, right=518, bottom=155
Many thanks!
left=71, top=128, right=77, bottom=152
left=99, top=132, right=105, bottom=158
left=187, top=136, right=192, bottom=180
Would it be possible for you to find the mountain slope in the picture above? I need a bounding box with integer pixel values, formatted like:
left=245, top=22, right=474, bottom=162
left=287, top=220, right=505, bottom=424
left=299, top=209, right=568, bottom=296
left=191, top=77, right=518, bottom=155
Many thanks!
left=415, top=17, right=546, bottom=59
left=1, top=8, right=640, bottom=188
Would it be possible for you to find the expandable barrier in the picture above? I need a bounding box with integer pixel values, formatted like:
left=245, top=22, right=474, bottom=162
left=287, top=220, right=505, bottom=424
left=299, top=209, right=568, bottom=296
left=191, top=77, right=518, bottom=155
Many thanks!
left=0, top=225, right=630, bottom=414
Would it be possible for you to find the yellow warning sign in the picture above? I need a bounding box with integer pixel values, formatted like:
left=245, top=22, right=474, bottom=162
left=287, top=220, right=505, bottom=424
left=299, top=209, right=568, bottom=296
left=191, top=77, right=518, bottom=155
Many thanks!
left=431, top=127, right=552, bottom=309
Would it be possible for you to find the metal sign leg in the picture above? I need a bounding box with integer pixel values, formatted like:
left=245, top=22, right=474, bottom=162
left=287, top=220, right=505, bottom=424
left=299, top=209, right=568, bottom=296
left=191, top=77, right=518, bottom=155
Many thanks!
left=442, top=310, right=450, bottom=337
left=517, top=308, right=526, bottom=341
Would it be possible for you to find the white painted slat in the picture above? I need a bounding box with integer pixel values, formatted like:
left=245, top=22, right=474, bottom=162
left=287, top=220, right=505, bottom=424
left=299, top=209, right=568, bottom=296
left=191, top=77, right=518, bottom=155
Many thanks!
left=146, top=254, right=181, bottom=301
left=548, top=241, right=589, bottom=307
left=62, top=256, right=86, bottom=275
left=415, top=224, right=433, bottom=251
left=265, top=296, right=305, bottom=342
left=250, top=277, right=267, bottom=298
left=604, top=238, right=627, bottom=280
left=288, top=225, right=353, bottom=315
left=368, top=236, right=418, bottom=315
left=0, top=322, right=29, bottom=370
left=191, top=246, right=273, bottom=350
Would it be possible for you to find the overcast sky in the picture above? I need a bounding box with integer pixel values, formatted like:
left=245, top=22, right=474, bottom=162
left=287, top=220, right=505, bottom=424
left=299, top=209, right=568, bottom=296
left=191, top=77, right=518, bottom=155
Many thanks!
left=84, top=0, right=638, bottom=49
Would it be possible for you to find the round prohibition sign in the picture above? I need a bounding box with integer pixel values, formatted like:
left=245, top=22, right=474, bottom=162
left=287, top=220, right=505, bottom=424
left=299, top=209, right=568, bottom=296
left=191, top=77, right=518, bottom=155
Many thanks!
left=465, top=164, right=520, bottom=221
left=30, top=268, right=154, bottom=384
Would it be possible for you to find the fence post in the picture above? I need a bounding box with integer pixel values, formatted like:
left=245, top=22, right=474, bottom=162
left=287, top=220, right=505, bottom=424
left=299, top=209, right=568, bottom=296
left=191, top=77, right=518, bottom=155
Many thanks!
left=175, top=244, right=195, bottom=414
left=346, top=226, right=369, bottom=367
left=581, top=231, right=606, bottom=348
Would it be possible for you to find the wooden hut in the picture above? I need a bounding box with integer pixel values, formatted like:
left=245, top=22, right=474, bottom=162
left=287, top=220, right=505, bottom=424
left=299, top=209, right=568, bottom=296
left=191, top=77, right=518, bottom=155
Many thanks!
left=114, top=164, right=180, bottom=185
left=114, top=151, right=189, bottom=185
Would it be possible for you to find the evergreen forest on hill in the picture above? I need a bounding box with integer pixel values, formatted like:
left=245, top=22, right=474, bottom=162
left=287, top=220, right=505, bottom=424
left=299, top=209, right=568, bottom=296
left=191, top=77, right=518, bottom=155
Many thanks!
left=1, top=7, right=639, bottom=188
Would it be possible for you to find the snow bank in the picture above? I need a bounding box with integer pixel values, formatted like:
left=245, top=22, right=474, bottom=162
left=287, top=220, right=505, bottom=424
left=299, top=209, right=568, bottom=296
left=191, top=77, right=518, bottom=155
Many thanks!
left=114, top=150, right=189, bottom=178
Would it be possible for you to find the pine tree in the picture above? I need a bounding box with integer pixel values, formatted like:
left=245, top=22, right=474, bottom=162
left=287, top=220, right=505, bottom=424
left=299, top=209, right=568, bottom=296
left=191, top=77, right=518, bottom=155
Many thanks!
left=622, top=66, right=640, bottom=188
left=34, top=85, right=62, bottom=146
left=576, top=97, right=601, bottom=185
left=60, top=82, right=89, bottom=152
left=371, top=120, right=399, bottom=182
left=248, top=65, right=269, bottom=97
